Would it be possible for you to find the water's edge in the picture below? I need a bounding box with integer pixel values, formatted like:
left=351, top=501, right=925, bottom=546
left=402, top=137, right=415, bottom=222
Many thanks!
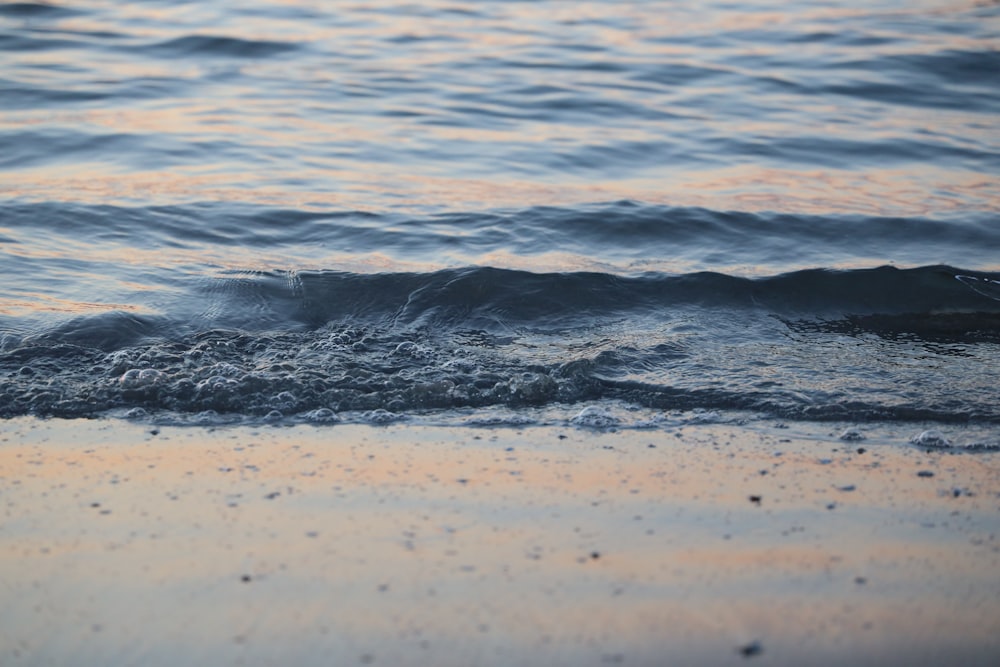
left=3, top=264, right=999, bottom=427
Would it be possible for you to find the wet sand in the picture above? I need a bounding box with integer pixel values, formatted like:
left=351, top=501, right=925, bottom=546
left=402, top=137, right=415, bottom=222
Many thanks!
left=1, top=417, right=998, bottom=666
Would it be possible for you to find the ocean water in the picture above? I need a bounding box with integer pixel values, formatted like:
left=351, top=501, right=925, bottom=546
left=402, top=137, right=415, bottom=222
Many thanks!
left=1, top=0, right=999, bottom=431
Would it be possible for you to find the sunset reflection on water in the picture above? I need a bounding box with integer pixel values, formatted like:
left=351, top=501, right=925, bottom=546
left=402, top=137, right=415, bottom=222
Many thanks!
left=2, top=0, right=996, bottom=218
left=7, top=164, right=997, bottom=218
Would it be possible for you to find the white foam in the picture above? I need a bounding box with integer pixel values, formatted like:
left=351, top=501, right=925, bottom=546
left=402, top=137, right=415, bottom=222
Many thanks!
left=570, top=406, right=620, bottom=428
left=910, top=430, right=952, bottom=447
left=119, top=368, right=166, bottom=389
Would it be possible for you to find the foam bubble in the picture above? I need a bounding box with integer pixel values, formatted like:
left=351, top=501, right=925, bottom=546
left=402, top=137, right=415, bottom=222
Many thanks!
left=363, top=408, right=407, bottom=424
left=270, top=391, right=298, bottom=410
left=686, top=409, right=722, bottom=424
left=303, top=407, right=340, bottom=423
left=105, top=350, right=137, bottom=374
left=391, top=341, right=427, bottom=357
left=205, top=362, right=241, bottom=377
left=632, top=413, right=674, bottom=428
left=508, top=372, right=557, bottom=404
left=571, top=405, right=620, bottom=428
left=442, top=358, right=477, bottom=373
left=196, top=375, right=239, bottom=392
left=961, top=439, right=1000, bottom=452
left=910, top=430, right=952, bottom=447
left=839, top=427, right=866, bottom=441
left=119, top=368, right=166, bottom=389
left=465, top=413, right=536, bottom=427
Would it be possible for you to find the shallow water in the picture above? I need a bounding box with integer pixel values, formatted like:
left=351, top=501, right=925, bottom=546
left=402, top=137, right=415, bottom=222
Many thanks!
left=1, top=0, right=999, bottom=426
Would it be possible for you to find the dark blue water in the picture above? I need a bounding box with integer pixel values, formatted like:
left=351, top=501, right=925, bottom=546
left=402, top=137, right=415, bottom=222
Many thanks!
left=2, top=1, right=999, bottom=430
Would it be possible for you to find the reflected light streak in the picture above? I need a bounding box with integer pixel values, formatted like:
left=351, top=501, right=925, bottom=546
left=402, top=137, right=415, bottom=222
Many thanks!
left=0, top=295, right=151, bottom=317
left=5, top=161, right=999, bottom=218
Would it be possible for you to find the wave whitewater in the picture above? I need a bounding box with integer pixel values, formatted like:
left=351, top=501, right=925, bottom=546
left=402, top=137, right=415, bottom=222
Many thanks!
left=2, top=265, right=998, bottom=424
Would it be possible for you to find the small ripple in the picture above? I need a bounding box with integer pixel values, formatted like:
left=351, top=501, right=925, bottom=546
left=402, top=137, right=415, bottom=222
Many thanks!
left=145, top=35, right=301, bottom=59
left=0, top=32, right=84, bottom=51
left=0, top=3, right=81, bottom=18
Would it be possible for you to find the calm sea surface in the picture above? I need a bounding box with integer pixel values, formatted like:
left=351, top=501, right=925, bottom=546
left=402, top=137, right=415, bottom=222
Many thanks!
left=1, top=0, right=999, bottom=432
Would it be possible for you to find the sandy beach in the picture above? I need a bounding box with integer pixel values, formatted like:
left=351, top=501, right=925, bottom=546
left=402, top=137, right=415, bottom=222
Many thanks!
left=1, top=417, right=997, bottom=666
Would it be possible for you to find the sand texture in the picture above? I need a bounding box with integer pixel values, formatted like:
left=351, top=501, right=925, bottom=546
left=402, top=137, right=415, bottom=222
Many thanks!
left=1, top=417, right=999, bottom=666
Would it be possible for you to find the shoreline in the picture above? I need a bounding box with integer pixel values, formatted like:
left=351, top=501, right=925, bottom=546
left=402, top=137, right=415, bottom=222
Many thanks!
left=2, top=417, right=998, bottom=666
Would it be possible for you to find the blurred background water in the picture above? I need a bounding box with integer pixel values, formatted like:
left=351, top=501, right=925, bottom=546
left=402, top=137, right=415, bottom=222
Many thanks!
left=1, top=0, right=999, bottom=427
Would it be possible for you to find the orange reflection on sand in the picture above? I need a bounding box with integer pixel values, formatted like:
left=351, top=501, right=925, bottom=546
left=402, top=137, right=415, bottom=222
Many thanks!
left=671, top=538, right=995, bottom=579
left=3, top=419, right=999, bottom=665
left=0, top=424, right=731, bottom=505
